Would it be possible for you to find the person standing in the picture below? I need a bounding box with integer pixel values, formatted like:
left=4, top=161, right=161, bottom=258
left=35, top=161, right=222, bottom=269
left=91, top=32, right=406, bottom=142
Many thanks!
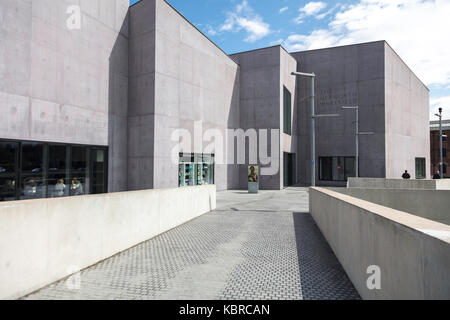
left=433, top=170, right=441, bottom=179
left=70, top=178, right=84, bottom=196
left=402, top=170, right=411, bottom=180
left=54, top=179, right=66, bottom=197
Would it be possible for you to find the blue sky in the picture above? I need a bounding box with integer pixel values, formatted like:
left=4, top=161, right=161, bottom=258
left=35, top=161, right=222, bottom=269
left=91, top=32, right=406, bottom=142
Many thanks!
left=129, top=0, right=450, bottom=119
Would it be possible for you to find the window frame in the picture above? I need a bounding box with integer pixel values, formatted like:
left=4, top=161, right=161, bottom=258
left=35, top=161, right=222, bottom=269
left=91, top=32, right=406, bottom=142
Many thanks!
left=283, top=86, right=292, bottom=135
left=0, top=138, right=108, bottom=202
left=178, top=153, right=215, bottom=187
left=319, top=156, right=357, bottom=182
left=415, top=157, right=426, bottom=180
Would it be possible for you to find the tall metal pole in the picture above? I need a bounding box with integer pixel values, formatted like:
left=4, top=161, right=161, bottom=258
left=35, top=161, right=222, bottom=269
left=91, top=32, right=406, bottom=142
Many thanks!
left=292, top=71, right=338, bottom=187
left=311, top=76, right=316, bottom=187
left=355, top=107, right=359, bottom=178
left=439, top=108, right=443, bottom=178
left=342, top=106, right=374, bottom=179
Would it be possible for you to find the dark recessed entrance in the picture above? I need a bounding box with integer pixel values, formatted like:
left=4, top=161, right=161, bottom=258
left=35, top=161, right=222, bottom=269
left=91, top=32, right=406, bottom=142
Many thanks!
left=283, top=152, right=295, bottom=187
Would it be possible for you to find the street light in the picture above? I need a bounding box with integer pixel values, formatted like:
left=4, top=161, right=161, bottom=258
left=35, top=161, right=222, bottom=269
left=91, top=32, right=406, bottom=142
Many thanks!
left=435, top=107, right=444, bottom=178
left=342, top=106, right=375, bottom=178
left=292, top=71, right=339, bottom=187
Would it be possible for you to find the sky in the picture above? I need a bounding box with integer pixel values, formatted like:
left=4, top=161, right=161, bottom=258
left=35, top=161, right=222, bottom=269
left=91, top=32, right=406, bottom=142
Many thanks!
left=130, top=0, right=450, bottom=119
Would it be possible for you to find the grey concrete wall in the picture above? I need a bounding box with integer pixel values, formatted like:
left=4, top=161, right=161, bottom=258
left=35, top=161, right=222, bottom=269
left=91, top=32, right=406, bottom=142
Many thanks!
left=0, top=0, right=130, bottom=192
left=231, top=46, right=282, bottom=190
left=347, top=177, right=450, bottom=190
left=310, top=187, right=450, bottom=300
left=128, top=0, right=156, bottom=190
left=0, top=185, right=216, bottom=300
left=291, top=42, right=387, bottom=185
left=128, top=0, right=240, bottom=191
left=153, top=0, right=240, bottom=191
left=330, top=187, right=450, bottom=225
left=385, top=43, right=431, bottom=180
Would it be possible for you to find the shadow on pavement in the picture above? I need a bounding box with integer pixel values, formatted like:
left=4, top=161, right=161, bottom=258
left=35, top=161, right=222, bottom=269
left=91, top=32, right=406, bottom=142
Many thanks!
left=292, top=212, right=361, bottom=300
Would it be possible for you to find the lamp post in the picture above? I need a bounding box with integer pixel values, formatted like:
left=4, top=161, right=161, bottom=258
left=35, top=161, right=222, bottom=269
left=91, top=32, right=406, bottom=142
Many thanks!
left=435, top=107, right=443, bottom=178
left=292, top=72, right=339, bottom=187
left=342, top=106, right=374, bottom=178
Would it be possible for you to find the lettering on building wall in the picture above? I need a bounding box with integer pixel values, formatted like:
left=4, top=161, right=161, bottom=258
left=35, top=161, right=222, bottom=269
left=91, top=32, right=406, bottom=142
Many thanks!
left=317, top=88, right=358, bottom=107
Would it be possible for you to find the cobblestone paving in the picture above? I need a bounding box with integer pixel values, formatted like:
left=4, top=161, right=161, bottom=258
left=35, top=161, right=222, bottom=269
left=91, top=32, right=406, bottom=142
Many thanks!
left=24, top=188, right=360, bottom=300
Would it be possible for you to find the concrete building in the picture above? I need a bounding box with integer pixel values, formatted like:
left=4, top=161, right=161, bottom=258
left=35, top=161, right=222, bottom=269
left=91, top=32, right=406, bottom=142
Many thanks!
left=0, top=0, right=431, bottom=202
left=292, top=42, right=431, bottom=185
left=430, top=120, right=450, bottom=178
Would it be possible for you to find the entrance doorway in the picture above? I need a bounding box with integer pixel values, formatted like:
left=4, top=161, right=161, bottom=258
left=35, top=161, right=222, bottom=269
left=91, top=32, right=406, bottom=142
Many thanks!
left=283, top=152, right=295, bottom=187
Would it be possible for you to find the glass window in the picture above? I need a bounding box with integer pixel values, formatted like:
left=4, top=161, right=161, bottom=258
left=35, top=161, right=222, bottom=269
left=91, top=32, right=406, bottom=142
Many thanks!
left=0, top=140, right=108, bottom=202
left=332, top=157, right=345, bottom=181
left=320, top=156, right=356, bottom=181
left=443, top=148, right=447, bottom=158
left=91, top=149, right=106, bottom=194
left=179, top=153, right=214, bottom=187
left=0, top=142, right=18, bottom=202
left=344, top=157, right=356, bottom=179
left=20, top=143, right=45, bottom=200
left=319, top=157, right=332, bottom=181
left=415, top=158, right=426, bottom=179
left=182, top=162, right=195, bottom=186
left=201, top=154, right=215, bottom=185
left=71, top=146, right=88, bottom=196
left=444, top=164, right=447, bottom=174
left=48, top=145, right=69, bottom=197
left=283, top=87, right=292, bottom=135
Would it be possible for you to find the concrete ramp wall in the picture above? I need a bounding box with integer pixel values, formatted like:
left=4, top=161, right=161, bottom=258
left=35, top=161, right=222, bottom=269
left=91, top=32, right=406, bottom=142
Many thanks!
left=0, top=185, right=216, bottom=300
left=347, top=178, right=450, bottom=190
left=329, top=188, right=450, bottom=225
left=310, top=187, right=450, bottom=300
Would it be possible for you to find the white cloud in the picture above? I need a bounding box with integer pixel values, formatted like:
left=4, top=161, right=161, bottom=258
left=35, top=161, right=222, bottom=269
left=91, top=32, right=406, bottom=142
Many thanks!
left=281, top=0, right=450, bottom=90
left=220, top=0, right=270, bottom=42
left=206, top=25, right=217, bottom=36
left=301, top=1, right=327, bottom=15
left=431, top=96, right=450, bottom=120
left=279, top=7, right=289, bottom=14
left=316, top=4, right=340, bottom=20
left=294, top=1, right=327, bottom=24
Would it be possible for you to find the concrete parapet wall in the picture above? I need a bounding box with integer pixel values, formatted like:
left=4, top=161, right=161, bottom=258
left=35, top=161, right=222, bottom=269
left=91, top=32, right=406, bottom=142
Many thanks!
left=0, top=185, right=216, bottom=300
left=347, top=178, right=450, bottom=190
left=310, top=187, right=450, bottom=300
left=329, top=187, right=450, bottom=225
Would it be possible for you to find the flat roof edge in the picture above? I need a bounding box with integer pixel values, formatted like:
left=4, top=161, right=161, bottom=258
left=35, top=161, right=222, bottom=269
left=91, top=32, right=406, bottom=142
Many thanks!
left=130, top=0, right=238, bottom=66
left=384, top=41, right=430, bottom=92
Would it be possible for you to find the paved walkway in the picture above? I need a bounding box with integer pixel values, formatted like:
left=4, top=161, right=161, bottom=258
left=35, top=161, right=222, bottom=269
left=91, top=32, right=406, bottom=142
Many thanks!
left=24, top=188, right=359, bottom=300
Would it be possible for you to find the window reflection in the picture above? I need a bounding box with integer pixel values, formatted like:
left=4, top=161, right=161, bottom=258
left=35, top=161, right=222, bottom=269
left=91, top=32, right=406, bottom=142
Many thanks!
left=319, top=157, right=332, bottom=181
left=48, top=145, right=68, bottom=197
left=332, top=157, right=345, bottom=181
left=0, top=142, right=17, bottom=201
left=91, top=149, right=106, bottom=194
left=0, top=140, right=108, bottom=202
left=415, top=158, right=426, bottom=179
left=71, top=147, right=88, bottom=196
left=21, top=143, right=45, bottom=200
left=179, top=153, right=214, bottom=187
left=320, top=156, right=356, bottom=181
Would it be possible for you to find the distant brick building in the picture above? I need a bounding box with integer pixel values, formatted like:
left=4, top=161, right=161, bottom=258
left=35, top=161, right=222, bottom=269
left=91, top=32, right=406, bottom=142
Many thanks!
left=430, top=120, right=450, bottom=178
